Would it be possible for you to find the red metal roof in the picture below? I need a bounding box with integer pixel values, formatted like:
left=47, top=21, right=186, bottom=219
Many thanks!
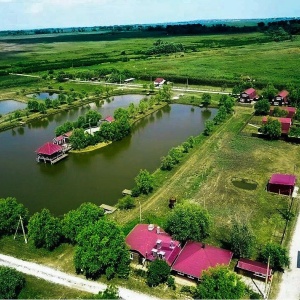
left=269, top=173, right=296, bottom=186
left=171, top=241, right=233, bottom=279
left=237, top=258, right=272, bottom=277
left=54, top=135, right=64, bottom=142
left=125, top=224, right=181, bottom=266
left=154, top=78, right=165, bottom=83
left=278, top=90, right=289, bottom=98
left=104, top=116, right=115, bottom=123
left=35, top=142, right=62, bottom=155
left=244, top=88, right=256, bottom=95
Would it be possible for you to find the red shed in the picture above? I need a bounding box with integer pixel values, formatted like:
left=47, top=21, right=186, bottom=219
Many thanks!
left=236, top=258, right=272, bottom=281
left=239, top=88, right=258, bottom=103
left=262, top=117, right=292, bottom=134
left=268, top=173, right=296, bottom=195
left=269, top=106, right=296, bottom=118
left=171, top=241, right=233, bottom=280
left=154, top=78, right=166, bottom=87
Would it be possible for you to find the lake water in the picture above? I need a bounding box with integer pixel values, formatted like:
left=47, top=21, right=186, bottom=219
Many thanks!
left=27, top=92, right=59, bottom=100
left=0, top=95, right=217, bottom=216
left=0, top=100, right=27, bottom=115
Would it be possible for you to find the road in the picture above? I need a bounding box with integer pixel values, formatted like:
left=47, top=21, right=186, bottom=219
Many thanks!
left=0, top=254, right=158, bottom=300
left=276, top=210, right=300, bottom=300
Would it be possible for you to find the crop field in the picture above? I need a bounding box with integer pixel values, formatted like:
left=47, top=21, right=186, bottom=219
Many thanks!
left=0, top=31, right=300, bottom=89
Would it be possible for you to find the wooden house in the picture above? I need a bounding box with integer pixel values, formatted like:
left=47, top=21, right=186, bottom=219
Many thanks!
left=236, top=258, right=272, bottom=282
left=154, top=78, right=166, bottom=87
left=272, top=90, right=289, bottom=106
left=267, top=173, right=296, bottom=196
left=171, top=241, right=233, bottom=281
left=125, top=224, right=181, bottom=266
left=239, top=88, right=258, bottom=103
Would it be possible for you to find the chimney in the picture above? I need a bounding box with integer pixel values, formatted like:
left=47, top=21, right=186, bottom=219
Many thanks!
left=156, top=226, right=160, bottom=234
left=156, top=239, right=162, bottom=250
left=202, top=243, right=206, bottom=249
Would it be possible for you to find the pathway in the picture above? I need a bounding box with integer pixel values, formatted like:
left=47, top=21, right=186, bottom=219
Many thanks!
left=0, top=254, right=158, bottom=300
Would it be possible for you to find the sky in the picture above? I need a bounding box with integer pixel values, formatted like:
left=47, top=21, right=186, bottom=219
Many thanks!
left=0, top=0, right=299, bottom=31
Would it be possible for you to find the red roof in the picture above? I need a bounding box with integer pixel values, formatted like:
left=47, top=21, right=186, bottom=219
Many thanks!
left=270, top=106, right=296, bottom=118
left=64, top=131, right=73, bottom=137
left=104, top=116, right=115, bottom=123
left=171, top=241, right=233, bottom=279
left=125, top=224, right=181, bottom=266
left=54, top=135, right=64, bottom=142
left=237, top=258, right=272, bottom=277
left=263, top=116, right=292, bottom=124
left=269, top=173, right=296, bottom=186
left=35, top=142, right=62, bottom=155
left=278, top=90, right=289, bottom=98
left=244, top=88, right=256, bottom=95
left=154, top=78, right=165, bottom=84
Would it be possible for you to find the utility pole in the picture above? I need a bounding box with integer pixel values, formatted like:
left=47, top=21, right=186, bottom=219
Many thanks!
left=138, top=200, right=142, bottom=222
left=14, top=215, right=27, bottom=244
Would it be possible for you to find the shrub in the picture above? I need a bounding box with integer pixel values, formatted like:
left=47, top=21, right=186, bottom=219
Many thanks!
left=117, top=196, right=135, bottom=210
left=147, top=259, right=170, bottom=287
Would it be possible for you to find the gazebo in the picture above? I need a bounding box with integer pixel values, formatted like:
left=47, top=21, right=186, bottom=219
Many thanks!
left=267, top=173, right=296, bottom=196
left=36, top=142, right=67, bottom=164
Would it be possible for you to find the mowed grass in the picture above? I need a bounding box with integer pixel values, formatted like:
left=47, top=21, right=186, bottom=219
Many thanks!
left=0, top=31, right=299, bottom=87
left=113, top=106, right=300, bottom=258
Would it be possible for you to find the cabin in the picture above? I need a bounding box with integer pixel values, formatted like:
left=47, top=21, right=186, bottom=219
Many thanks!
left=267, top=173, right=296, bottom=196
left=239, top=88, right=258, bottom=103
left=53, top=131, right=72, bottom=146
left=125, top=224, right=181, bottom=266
left=236, top=258, right=272, bottom=282
left=171, top=241, right=233, bottom=281
left=272, top=90, right=289, bottom=106
left=154, top=78, right=166, bottom=87
left=36, top=142, right=68, bottom=164
left=269, top=106, right=296, bottom=118
left=262, top=117, right=292, bottom=134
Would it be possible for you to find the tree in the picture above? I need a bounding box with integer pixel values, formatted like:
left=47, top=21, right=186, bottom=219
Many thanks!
left=85, top=110, right=101, bottom=127
left=254, top=99, right=270, bottom=115
left=147, top=259, right=170, bottom=287
left=45, top=98, right=52, bottom=109
left=52, top=99, right=60, bottom=109
left=260, top=118, right=281, bottom=139
left=213, top=106, right=227, bottom=124
left=194, top=266, right=247, bottom=299
left=0, top=197, right=29, bottom=236
left=69, top=128, right=88, bottom=150
left=38, top=102, right=47, bottom=114
left=62, top=202, right=105, bottom=244
left=27, top=99, right=39, bottom=111
left=230, top=221, right=255, bottom=258
left=134, top=169, right=155, bottom=195
left=160, top=155, right=175, bottom=171
left=28, top=208, right=62, bottom=250
left=0, top=266, right=25, bottom=299
left=114, top=108, right=129, bottom=120
left=117, top=196, right=135, bottom=210
left=262, top=83, right=277, bottom=101
left=204, top=120, right=214, bottom=136
left=168, top=146, right=184, bottom=164
left=260, top=243, right=290, bottom=271
left=165, top=202, right=211, bottom=243
left=92, top=285, right=120, bottom=299
left=74, top=219, right=130, bottom=279
left=14, top=110, right=21, bottom=120
left=182, top=141, right=190, bottom=153
left=201, top=93, right=211, bottom=110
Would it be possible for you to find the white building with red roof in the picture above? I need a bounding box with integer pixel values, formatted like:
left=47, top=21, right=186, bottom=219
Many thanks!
left=125, top=224, right=181, bottom=266
left=35, top=142, right=68, bottom=164
left=171, top=241, right=233, bottom=281
left=154, top=78, right=166, bottom=87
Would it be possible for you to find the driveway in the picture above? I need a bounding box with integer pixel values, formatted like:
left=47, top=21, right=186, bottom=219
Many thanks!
left=0, top=254, right=158, bottom=300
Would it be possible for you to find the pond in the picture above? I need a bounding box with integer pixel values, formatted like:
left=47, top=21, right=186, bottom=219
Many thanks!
left=0, top=100, right=27, bottom=115
left=27, top=92, right=59, bottom=100
left=0, top=95, right=217, bottom=216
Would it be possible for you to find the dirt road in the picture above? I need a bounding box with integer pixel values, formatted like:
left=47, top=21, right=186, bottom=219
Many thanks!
left=276, top=211, right=300, bottom=300
left=0, top=254, right=158, bottom=300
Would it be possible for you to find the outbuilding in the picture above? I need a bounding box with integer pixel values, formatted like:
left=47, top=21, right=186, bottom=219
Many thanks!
left=236, top=258, right=272, bottom=282
left=239, top=88, right=258, bottom=103
left=267, top=173, right=296, bottom=196
left=262, top=116, right=292, bottom=134
left=154, top=78, right=166, bottom=87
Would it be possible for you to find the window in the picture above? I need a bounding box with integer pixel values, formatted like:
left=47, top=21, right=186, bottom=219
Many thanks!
left=130, top=253, right=134, bottom=260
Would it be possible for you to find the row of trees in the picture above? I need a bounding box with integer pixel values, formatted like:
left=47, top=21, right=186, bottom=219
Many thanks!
left=0, top=197, right=130, bottom=280
left=145, top=39, right=184, bottom=55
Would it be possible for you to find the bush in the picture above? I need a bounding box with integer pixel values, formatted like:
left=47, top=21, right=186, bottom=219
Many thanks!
left=117, top=196, right=135, bottom=210
left=259, top=118, right=281, bottom=139
left=0, top=266, right=25, bottom=299
left=167, top=276, right=176, bottom=290
left=147, top=259, right=170, bottom=287
left=254, top=99, right=270, bottom=115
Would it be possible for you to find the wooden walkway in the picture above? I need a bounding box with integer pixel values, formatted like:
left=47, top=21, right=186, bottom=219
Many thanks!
left=99, top=204, right=117, bottom=214
left=36, top=154, right=68, bottom=165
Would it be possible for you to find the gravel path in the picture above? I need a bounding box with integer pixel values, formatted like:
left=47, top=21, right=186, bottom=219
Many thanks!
left=0, top=254, right=158, bottom=300
left=276, top=211, right=300, bottom=300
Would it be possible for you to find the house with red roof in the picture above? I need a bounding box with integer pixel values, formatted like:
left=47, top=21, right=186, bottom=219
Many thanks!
left=269, top=106, right=296, bottom=119
left=53, top=131, right=72, bottom=146
left=125, top=224, right=181, bottom=266
left=154, top=78, right=166, bottom=87
left=272, top=90, right=289, bottom=106
left=36, top=142, right=68, bottom=164
left=103, top=116, right=115, bottom=123
left=236, top=258, right=272, bottom=282
left=171, top=241, right=233, bottom=281
left=262, top=116, right=292, bottom=134
left=267, top=173, right=296, bottom=196
left=239, top=88, right=258, bottom=103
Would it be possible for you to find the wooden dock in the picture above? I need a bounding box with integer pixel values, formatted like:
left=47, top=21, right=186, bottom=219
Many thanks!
left=122, top=189, right=132, bottom=196
left=36, top=154, right=68, bottom=165
left=100, top=204, right=117, bottom=214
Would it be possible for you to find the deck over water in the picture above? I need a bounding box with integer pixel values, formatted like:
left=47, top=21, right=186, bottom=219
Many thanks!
left=37, top=154, right=68, bottom=165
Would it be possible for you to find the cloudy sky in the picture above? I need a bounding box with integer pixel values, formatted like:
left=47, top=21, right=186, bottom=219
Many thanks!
left=0, top=0, right=299, bottom=31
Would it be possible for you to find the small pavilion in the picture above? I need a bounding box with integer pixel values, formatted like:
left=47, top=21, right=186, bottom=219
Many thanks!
left=36, top=142, right=68, bottom=164
left=267, top=173, right=296, bottom=196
